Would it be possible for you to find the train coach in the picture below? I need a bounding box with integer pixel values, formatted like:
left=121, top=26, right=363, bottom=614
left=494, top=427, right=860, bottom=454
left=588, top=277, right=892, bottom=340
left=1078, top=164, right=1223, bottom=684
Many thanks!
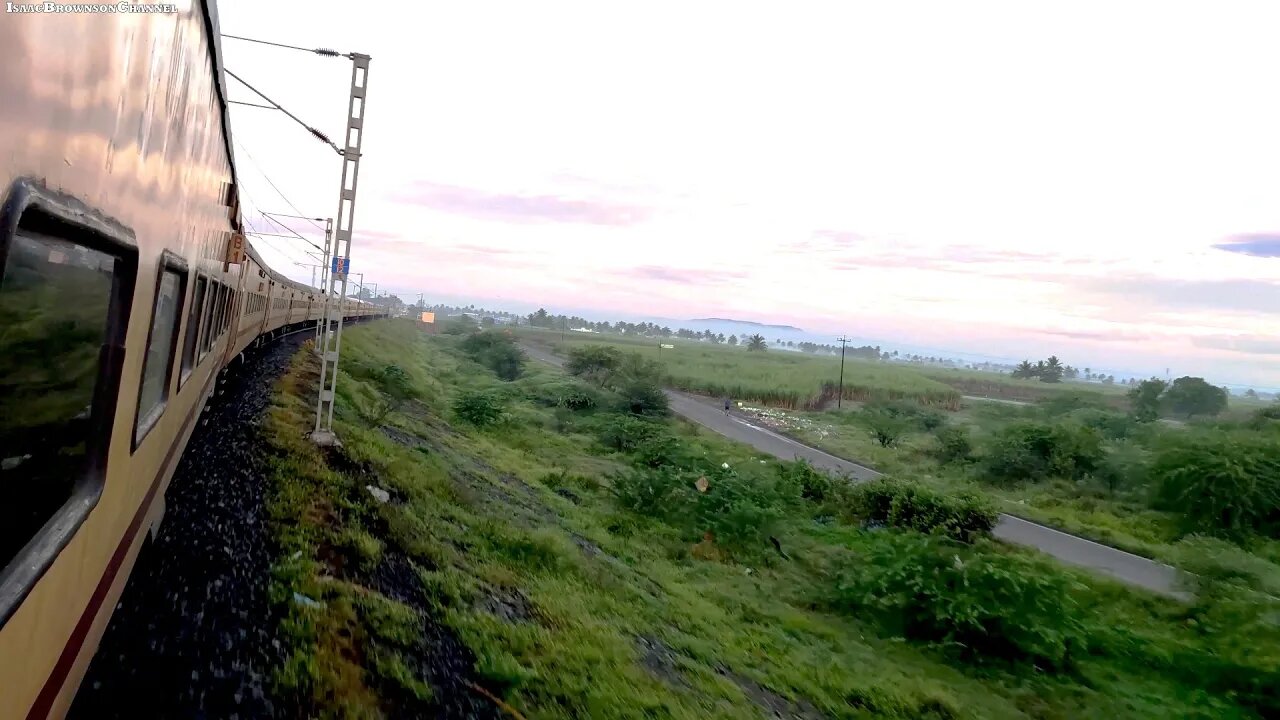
left=0, top=2, right=381, bottom=717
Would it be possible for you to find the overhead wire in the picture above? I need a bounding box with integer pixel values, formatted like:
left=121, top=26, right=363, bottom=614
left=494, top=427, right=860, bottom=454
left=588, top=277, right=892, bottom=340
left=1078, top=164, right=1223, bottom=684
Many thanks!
left=220, top=33, right=351, bottom=59
left=225, top=68, right=343, bottom=156
left=231, top=139, right=327, bottom=234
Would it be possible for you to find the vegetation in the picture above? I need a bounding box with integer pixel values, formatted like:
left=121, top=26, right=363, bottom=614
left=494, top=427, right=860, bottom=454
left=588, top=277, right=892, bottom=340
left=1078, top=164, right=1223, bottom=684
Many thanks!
left=527, top=330, right=964, bottom=410
left=847, top=479, right=998, bottom=542
left=259, top=320, right=1279, bottom=719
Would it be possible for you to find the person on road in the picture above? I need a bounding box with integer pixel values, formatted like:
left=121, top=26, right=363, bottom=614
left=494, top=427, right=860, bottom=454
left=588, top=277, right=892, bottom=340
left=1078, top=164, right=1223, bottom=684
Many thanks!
left=723, top=396, right=732, bottom=415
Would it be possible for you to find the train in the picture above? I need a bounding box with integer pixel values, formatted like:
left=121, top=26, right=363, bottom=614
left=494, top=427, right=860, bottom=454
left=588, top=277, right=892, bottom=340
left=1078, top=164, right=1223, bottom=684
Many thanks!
left=0, top=2, right=383, bottom=717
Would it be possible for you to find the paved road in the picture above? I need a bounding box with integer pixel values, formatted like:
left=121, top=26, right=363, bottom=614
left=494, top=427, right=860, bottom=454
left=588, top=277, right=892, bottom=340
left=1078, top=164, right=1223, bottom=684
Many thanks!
left=521, top=343, right=1184, bottom=597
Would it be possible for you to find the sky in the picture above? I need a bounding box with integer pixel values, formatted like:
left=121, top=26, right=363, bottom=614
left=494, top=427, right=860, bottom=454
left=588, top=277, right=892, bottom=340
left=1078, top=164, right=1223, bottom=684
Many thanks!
left=217, top=0, right=1280, bottom=388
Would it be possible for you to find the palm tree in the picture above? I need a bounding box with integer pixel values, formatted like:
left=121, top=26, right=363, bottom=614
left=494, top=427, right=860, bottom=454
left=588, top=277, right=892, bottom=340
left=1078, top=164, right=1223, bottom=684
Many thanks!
left=746, top=334, right=768, bottom=351
left=1012, top=360, right=1036, bottom=378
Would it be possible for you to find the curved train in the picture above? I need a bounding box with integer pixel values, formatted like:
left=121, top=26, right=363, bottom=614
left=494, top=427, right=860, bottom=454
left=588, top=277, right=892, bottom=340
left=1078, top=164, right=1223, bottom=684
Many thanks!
left=0, top=3, right=382, bottom=717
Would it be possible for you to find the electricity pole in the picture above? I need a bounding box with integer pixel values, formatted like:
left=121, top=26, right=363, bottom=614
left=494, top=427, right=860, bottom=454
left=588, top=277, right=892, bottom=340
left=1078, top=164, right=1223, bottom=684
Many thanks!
left=312, top=52, right=371, bottom=447
left=836, top=336, right=850, bottom=409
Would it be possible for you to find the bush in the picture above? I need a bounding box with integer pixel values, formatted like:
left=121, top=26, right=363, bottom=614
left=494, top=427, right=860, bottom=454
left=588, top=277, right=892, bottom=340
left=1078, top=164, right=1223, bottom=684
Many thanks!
left=848, top=479, right=997, bottom=543
left=453, top=391, right=504, bottom=427
left=836, top=533, right=1086, bottom=670
left=596, top=414, right=665, bottom=453
left=1151, top=431, right=1280, bottom=538
left=616, top=378, right=669, bottom=417
left=690, top=463, right=797, bottom=552
left=1090, top=440, right=1150, bottom=495
left=442, top=315, right=477, bottom=335
left=460, top=331, right=525, bottom=380
left=631, top=433, right=686, bottom=469
left=610, top=465, right=688, bottom=517
left=565, top=345, right=623, bottom=382
left=932, top=426, right=973, bottom=464
left=861, top=406, right=912, bottom=448
left=1067, top=408, right=1136, bottom=441
left=982, top=421, right=1104, bottom=485
left=776, top=458, right=837, bottom=503
left=558, top=387, right=597, bottom=411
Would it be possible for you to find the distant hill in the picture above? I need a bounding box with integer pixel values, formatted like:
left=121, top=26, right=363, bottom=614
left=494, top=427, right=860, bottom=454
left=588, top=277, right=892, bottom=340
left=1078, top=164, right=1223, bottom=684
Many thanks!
left=689, top=318, right=804, bottom=332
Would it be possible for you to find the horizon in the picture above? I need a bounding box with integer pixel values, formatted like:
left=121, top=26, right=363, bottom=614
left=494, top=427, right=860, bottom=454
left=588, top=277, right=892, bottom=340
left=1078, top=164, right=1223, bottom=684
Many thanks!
left=218, top=0, right=1280, bottom=390
left=384, top=292, right=1280, bottom=393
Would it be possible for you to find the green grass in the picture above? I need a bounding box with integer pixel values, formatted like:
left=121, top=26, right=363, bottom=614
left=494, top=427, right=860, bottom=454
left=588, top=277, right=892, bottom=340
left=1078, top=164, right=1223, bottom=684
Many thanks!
left=258, top=320, right=1274, bottom=719
left=517, top=327, right=963, bottom=411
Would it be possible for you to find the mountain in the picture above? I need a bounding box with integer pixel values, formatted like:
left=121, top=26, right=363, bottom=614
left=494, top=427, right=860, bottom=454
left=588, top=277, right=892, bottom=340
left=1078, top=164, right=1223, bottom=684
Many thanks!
left=689, top=318, right=804, bottom=332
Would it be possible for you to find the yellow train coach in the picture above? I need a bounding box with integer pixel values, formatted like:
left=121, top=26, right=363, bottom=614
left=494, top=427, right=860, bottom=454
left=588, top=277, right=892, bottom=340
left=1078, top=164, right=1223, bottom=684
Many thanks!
left=0, top=3, right=382, bottom=717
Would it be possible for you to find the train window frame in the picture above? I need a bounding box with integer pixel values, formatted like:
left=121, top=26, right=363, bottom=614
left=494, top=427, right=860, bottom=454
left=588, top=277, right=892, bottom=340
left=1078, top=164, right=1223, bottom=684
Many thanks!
left=132, top=251, right=188, bottom=451
left=180, top=274, right=207, bottom=388
left=0, top=178, right=138, bottom=628
left=199, top=281, right=217, bottom=359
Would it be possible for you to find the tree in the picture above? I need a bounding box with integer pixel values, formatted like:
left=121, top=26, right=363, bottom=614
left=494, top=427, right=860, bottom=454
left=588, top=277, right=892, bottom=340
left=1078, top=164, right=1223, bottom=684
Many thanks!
left=1164, top=376, right=1228, bottom=419
left=1012, top=360, right=1037, bottom=379
left=1152, top=431, right=1280, bottom=538
left=1245, top=389, right=1259, bottom=400
left=565, top=345, right=624, bottom=385
left=727, top=334, right=739, bottom=346
left=745, top=334, right=768, bottom=352
left=1041, top=356, right=1064, bottom=383
left=1127, top=378, right=1168, bottom=423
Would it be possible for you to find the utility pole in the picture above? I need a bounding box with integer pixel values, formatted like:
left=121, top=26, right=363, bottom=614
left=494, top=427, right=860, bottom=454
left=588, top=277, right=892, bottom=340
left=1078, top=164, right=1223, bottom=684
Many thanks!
left=836, top=336, right=850, bottom=409
left=312, top=52, right=370, bottom=447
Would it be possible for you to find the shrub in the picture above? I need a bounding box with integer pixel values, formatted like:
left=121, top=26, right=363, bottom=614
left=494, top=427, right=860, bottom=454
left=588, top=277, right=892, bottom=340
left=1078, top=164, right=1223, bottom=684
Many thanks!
left=565, top=345, right=624, bottom=382
left=453, top=391, right=504, bottom=427
left=1151, top=431, right=1280, bottom=538
left=836, top=533, right=1086, bottom=670
left=1068, top=408, right=1136, bottom=441
left=460, top=331, right=525, bottom=380
left=776, top=458, right=837, bottom=503
left=442, top=315, right=477, bottom=335
left=848, top=479, right=997, bottom=543
left=596, top=414, right=665, bottom=452
left=861, top=406, right=912, bottom=448
left=932, top=426, right=973, bottom=464
left=631, top=433, right=686, bottom=469
left=1091, top=440, right=1150, bottom=495
left=559, top=387, right=597, bottom=411
left=982, top=421, right=1104, bottom=485
left=690, top=463, right=797, bottom=552
left=610, top=465, right=688, bottom=517
left=616, top=377, right=669, bottom=417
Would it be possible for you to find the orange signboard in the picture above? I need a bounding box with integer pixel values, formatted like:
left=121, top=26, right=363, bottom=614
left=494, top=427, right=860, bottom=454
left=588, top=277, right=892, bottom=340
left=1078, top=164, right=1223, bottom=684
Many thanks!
left=420, top=311, right=436, bottom=324
left=225, top=232, right=245, bottom=264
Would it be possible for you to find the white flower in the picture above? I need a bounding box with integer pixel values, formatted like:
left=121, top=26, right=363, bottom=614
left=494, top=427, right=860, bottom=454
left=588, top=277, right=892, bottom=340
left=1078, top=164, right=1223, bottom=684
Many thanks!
left=721, top=462, right=730, bottom=469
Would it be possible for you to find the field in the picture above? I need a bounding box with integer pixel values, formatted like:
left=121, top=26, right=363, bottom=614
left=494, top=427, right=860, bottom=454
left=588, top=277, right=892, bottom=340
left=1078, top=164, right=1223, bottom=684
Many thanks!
left=517, top=328, right=963, bottom=410
left=259, top=320, right=1277, bottom=719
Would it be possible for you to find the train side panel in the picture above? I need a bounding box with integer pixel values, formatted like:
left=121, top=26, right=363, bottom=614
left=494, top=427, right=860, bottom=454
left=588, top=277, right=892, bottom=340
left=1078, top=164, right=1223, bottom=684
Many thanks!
left=0, top=4, right=243, bottom=718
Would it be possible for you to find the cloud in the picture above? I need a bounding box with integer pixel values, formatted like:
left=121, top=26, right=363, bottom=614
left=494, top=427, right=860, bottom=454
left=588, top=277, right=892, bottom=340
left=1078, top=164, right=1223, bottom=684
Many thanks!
left=621, top=266, right=749, bottom=284
left=1192, top=334, right=1280, bottom=355
left=1080, top=276, right=1280, bottom=315
left=391, top=181, right=651, bottom=226
left=1036, top=328, right=1152, bottom=342
left=1213, top=234, right=1280, bottom=258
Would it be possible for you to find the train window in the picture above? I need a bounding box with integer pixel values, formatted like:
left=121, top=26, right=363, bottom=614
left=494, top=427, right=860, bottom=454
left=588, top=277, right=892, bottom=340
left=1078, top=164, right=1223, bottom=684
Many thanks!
left=200, top=283, right=218, bottom=355
left=180, top=275, right=206, bottom=386
left=134, top=257, right=186, bottom=447
left=0, top=179, right=136, bottom=625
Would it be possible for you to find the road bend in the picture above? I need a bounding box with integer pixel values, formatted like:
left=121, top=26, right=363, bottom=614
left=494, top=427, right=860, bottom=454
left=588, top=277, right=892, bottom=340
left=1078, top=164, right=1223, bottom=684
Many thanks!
left=520, top=342, right=1184, bottom=598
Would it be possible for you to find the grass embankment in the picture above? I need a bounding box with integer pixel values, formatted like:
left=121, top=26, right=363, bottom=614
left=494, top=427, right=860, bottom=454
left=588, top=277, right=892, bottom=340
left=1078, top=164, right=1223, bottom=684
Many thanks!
left=260, top=320, right=1274, bottom=719
left=516, top=328, right=962, bottom=411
